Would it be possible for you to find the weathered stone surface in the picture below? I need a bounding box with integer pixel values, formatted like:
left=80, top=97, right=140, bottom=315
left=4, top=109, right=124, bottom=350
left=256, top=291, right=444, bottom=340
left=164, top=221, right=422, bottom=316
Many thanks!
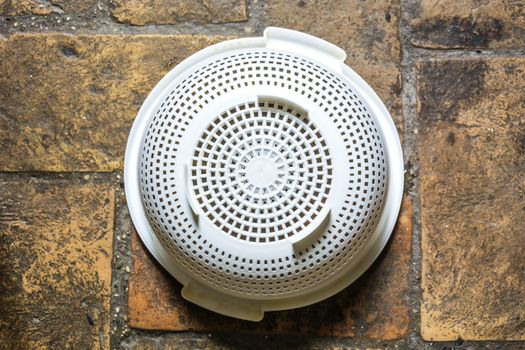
left=125, top=334, right=382, bottom=350
left=409, top=0, right=525, bottom=49
left=0, top=0, right=97, bottom=15
left=128, top=199, right=412, bottom=339
left=418, top=58, right=525, bottom=340
left=111, top=0, right=247, bottom=25
left=0, top=34, right=230, bottom=172
left=264, top=0, right=402, bottom=132
left=0, top=179, right=115, bottom=349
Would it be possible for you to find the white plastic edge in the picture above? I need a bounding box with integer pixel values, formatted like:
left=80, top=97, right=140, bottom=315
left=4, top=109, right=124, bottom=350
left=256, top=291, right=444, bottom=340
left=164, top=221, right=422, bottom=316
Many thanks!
left=124, top=27, right=404, bottom=321
left=264, top=27, right=347, bottom=73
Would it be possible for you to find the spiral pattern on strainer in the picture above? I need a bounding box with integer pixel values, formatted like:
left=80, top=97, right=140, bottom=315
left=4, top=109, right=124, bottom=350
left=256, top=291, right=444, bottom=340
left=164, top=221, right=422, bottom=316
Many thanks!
left=190, top=100, right=333, bottom=243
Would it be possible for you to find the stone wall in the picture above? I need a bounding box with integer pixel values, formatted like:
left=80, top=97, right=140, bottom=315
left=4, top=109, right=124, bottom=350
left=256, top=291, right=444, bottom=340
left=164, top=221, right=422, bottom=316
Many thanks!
left=0, top=0, right=523, bottom=349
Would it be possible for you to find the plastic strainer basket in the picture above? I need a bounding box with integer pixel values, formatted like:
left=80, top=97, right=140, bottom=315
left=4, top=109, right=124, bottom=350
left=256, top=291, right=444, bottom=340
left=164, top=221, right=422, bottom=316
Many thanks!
left=125, top=27, right=403, bottom=321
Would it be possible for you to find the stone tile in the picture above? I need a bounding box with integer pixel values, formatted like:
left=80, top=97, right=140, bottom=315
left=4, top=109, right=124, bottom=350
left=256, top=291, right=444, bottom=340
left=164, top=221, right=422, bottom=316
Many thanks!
left=418, top=58, right=525, bottom=340
left=0, top=0, right=97, bottom=15
left=0, top=179, right=115, bottom=349
left=264, top=0, right=403, bottom=132
left=0, top=34, right=230, bottom=172
left=111, top=0, right=247, bottom=25
left=128, top=199, right=412, bottom=339
left=409, top=0, right=525, bottom=49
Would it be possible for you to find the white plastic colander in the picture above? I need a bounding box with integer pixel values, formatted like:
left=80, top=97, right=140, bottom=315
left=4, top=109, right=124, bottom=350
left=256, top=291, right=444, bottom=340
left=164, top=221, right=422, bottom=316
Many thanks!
left=125, top=27, right=403, bottom=321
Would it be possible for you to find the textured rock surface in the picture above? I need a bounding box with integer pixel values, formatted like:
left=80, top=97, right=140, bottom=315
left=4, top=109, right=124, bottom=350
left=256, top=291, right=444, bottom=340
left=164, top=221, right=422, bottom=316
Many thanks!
left=124, top=334, right=385, bottom=350
left=0, top=34, right=230, bottom=172
left=0, top=0, right=97, bottom=15
left=111, top=0, right=247, bottom=25
left=0, top=179, right=114, bottom=349
left=2, top=0, right=525, bottom=347
left=128, top=199, right=412, bottom=339
left=409, top=0, right=525, bottom=49
left=418, top=58, right=525, bottom=340
left=264, top=0, right=403, bottom=132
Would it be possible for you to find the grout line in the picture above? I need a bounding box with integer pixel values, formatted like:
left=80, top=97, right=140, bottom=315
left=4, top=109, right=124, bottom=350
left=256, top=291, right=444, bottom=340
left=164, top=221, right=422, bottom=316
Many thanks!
left=398, top=0, right=425, bottom=348
left=0, top=23, right=257, bottom=36
left=0, top=171, right=121, bottom=175
left=108, top=176, right=124, bottom=349
left=0, top=171, right=119, bottom=183
left=410, top=47, right=525, bottom=59
left=108, top=172, right=134, bottom=349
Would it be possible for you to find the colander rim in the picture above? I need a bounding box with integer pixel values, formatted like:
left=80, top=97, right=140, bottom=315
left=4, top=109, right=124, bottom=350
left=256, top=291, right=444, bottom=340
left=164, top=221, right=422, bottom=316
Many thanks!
left=124, top=27, right=404, bottom=320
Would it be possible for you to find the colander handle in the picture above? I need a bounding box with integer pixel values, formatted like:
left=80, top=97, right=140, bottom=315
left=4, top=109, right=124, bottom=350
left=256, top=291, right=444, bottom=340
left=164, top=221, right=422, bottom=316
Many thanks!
left=184, top=163, right=201, bottom=217
left=290, top=206, right=331, bottom=252
left=264, top=27, right=347, bottom=72
left=181, top=282, right=264, bottom=322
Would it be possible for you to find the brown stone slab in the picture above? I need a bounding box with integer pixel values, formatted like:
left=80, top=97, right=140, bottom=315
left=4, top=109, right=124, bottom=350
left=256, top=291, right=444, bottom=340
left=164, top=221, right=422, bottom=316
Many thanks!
left=264, top=0, right=403, bottom=133
left=0, top=34, right=231, bottom=172
left=418, top=58, right=525, bottom=340
left=0, top=179, right=115, bottom=349
left=128, top=199, right=412, bottom=339
left=409, top=0, right=525, bottom=49
left=0, top=0, right=97, bottom=15
left=111, top=0, right=247, bottom=25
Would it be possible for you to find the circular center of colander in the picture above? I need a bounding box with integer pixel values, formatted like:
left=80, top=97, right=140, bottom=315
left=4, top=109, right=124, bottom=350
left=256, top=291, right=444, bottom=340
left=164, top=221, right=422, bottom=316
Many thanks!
left=245, top=159, right=277, bottom=187
left=190, top=100, right=332, bottom=243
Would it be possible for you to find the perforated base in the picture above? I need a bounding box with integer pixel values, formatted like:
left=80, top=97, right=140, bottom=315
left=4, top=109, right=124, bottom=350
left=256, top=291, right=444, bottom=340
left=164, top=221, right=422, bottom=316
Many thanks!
left=190, top=100, right=332, bottom=243
left=125, top=27, right=403, bottom=321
